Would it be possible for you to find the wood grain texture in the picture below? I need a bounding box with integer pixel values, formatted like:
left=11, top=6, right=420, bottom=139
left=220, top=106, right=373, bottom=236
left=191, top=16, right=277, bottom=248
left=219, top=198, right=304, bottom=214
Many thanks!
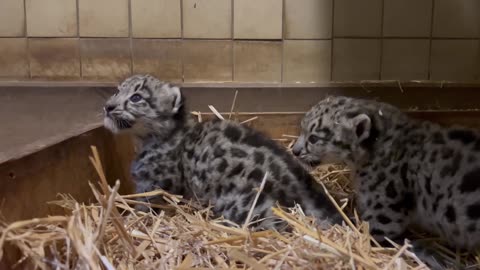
left=0, top=128, right=134, bottom=222
left=1, top=110, right=479, bottom=267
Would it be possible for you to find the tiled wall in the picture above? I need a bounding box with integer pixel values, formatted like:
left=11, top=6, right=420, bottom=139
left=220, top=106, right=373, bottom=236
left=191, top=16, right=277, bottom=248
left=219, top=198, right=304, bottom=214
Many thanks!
left=0, top=0, right=479, bottom=83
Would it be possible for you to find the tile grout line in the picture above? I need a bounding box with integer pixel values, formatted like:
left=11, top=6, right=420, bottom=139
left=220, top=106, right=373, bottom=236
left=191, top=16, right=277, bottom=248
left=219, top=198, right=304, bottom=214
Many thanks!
left=23, top=0, right=31, bottom=79
left=378, top=0, right=385, bottom=80
left=128, top=0, right=133, bottom=76
left=76, top=0, right=82, bottom=78
left=180, top=0, right=185, bottom=82
left=428, top=0, right=436, bottom=80
left=322, top=36, right=478, bottom=40
left=18, top=36, right=476, bottom=41
left=280, top=0, right=285, bottom=83
left=329, top=0, right=335, bottom=81
left=14, top=36, right=476, bottom=40
left=231, top=0, right=235, bottom=82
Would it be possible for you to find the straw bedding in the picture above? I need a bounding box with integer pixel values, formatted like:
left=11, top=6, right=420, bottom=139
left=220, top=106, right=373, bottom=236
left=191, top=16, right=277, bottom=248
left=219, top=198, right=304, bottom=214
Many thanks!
left=0, top=117, right=478, bottom=269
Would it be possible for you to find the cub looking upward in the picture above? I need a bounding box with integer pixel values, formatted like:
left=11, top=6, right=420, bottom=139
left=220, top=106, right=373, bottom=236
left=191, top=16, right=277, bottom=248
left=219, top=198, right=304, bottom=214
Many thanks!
left=103, top=74, right=341, bottom=230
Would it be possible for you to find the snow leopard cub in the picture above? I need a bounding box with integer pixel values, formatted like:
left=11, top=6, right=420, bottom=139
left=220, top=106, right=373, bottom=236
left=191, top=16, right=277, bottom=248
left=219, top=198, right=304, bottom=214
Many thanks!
left=292, top=96, right=480, bottom=265
left=103, top=74, right=341, bottom=230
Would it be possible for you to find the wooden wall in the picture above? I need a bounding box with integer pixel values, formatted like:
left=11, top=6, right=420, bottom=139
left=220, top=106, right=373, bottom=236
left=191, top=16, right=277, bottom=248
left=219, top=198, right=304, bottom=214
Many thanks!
left=1, top=109, right=479, bottom=223
left=0, top=128, right=134, bottom=222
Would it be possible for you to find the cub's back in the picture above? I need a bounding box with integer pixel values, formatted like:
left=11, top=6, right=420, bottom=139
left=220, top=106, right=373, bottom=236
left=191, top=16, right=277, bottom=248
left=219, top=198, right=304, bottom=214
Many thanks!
left=182, top=119, right=341, bottom=228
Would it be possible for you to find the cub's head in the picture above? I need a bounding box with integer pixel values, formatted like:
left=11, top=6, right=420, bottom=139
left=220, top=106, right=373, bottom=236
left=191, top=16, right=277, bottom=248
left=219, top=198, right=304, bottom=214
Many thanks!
left=292, top=96, right=379, bottom=167
left=103, top=74, right=184, bottom=136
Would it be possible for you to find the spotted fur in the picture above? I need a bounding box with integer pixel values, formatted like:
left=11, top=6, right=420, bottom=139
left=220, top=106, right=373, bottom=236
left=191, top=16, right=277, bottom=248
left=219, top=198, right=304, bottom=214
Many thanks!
left=104, top=74, right=341, bottom=230
left=293, top=96, right=480, bottom=252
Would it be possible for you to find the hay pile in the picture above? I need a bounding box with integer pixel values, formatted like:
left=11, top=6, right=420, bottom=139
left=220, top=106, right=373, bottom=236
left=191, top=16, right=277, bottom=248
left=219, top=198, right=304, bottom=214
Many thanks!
left=1, top=147, right=432, bottom=270
left=0, top=107, right=477, bottom=269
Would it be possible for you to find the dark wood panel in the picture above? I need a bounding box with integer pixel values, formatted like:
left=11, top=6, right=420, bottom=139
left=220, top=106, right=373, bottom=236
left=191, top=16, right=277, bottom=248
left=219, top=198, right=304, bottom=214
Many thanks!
left=0, top=128, right=133, bottom=223
left=183, top=86, right=480, bottom=112
left=1, top=110, right=478, bottom=223
left=1, top=84, right=480, bottom=114
left=1, top=84, right=479, bottom=163
left=200, top=110, right=480, bottom=138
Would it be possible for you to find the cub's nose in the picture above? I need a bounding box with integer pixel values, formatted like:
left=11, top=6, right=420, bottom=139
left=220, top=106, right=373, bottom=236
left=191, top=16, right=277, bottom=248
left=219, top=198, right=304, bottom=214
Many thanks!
left=291, top=135, right=305, bottom=156
left=292, top=146, right=301, bottom=156
left=104, top=105, right=116, bottom=113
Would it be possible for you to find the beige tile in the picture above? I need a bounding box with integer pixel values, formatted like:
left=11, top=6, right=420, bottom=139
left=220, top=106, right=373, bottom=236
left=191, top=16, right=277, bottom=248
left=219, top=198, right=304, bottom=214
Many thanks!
left=132, top=0, right=181, bottom=38
left=283, top=40, right=331, bottom=83
left=383, top=0, right=432, bottom=37
left=430, top=40, right=480, bottom=81
left=433, top=0, right=480, bottom=38
left=80, top=38, right=131, bottom=80
left=183, top=0, right=231, bottom=38
left=79, top=0, right=129, bottom=37
left=334, top=0, right=382, bottom=37
left=234, top=41, right=281, bottom=82
left=332, top=39, right=381, bottom=81
left=183, top=40, right=232, bottom=82
left=26, top=0, right=77, bottom=37
left=381, top=39, right=429, bottom=80
left=285, top=0, right=332, bottom=39
left=234, top=0, right=282, bottom=39
left=0, top=38, right=28, bottom=77
left=29, top=38, right=80, bottom=79
left=0, top=0, right=25, bottom=36
left=133, top=39, right=182, bottom=82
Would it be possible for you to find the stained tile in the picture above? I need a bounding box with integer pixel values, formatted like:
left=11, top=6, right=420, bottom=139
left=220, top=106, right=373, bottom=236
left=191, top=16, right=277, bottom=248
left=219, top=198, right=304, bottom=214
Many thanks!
left=131, top=0, right=181, bottom=38
left=29, top=38, right=80, bottom=78
left=0, top=0, right=25, bottom=36
left=79, top=0, right=129, bottom=37
left=26, top=0, right=77, bottom=37
left=433, top=0, right=480, bottom=38
left=285, top=0, right=332, bottom=39
left=381, top=39, right=430, bottom=80
left=430, top=40, right=480, bottom=81
left=133, top=39, right=182, bottom=82
left=80, top=38, right=131, bottom=80
left=0, top=38, right=28, bottom=77
left=283, top=40, right=331, bottom=83
left=183, top=40, right=232, bottom=82
left=334, top=0, right=382, bottom=37
left=234, top=41, right=281, bottom=82
left=383, top=0, right=432, bottom=37
left=234, top=0, right=282, bottom=39
left=183, top=0, right=231, bottom=38
left=332, top=39, right=381, bottom=81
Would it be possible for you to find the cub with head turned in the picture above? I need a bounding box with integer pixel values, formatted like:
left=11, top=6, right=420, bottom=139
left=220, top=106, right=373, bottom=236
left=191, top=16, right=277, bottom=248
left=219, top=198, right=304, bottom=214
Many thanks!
left=103, top=74, right=341, bottom=230
left=293, top=96, right=480, bottom=267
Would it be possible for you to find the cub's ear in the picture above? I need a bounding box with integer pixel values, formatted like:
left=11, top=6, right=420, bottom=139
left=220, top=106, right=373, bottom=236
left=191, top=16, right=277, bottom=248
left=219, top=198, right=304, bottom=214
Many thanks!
left=133, top=76, right=147, bottom=92
left=170, top=86, right=183, bottom=113
left=352, top=114, right=371, bottom=141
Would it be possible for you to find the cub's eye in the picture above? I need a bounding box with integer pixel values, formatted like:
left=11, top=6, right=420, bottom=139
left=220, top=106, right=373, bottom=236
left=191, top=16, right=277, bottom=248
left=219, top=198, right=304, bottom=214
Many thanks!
left=308, top=135, right=320, bottom=144
left=129, top=94, right=142, bottom=103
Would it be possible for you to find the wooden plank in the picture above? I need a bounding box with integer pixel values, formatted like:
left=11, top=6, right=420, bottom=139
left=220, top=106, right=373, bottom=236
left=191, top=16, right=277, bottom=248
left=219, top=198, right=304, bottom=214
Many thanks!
left=1, top=85, right=480, bottom=114
left=199, top=110, right=480, bottom=138
left=103, top=130, right=135, bottom=193
left=1, top=85, right=479, bottom=165
left=0, top=128, right=132, bottom=223
left=1, top=80, right=479, bottom=88
left=182, top=86, right=480, bottom=112
left=1, top=110, right=477, bottom=222
left=0, top=109, right=478, bottom=267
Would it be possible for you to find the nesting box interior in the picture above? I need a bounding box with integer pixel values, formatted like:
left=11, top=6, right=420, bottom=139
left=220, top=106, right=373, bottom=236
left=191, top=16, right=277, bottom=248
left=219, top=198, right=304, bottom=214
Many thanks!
left=0, top=83, right=479, bottom=268
left=1, top=0, right=480, bottom=268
